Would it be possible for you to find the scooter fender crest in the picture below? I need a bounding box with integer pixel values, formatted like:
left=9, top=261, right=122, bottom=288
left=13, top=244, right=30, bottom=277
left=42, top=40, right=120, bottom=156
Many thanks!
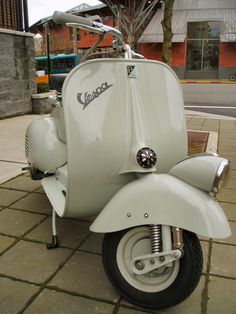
left=90, top=173, right=231, bottom=239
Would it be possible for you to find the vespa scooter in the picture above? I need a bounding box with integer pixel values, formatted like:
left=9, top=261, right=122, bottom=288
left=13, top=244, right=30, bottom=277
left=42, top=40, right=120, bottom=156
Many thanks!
left=24, top=11, right=231, bottom=309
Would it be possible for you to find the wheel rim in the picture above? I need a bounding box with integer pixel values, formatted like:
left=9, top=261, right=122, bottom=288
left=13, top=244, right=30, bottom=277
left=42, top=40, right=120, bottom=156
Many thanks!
left=116, top=227, right=180, bottom=293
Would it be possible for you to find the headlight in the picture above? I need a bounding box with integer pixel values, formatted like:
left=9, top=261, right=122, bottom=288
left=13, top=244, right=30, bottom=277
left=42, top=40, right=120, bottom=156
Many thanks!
left=169, top=154, right=230, bottom=194
left=212, top=159, right=230, bottom=193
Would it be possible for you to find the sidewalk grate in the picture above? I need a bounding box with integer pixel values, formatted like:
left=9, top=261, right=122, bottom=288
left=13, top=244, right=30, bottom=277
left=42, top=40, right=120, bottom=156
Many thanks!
left=188, top=130, right=209, bottom=155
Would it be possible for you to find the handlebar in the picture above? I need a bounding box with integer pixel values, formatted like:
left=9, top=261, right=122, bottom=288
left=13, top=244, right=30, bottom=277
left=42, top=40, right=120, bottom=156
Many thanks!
left=53, top=11, right=93, bottom=27
left=53, top=10, right=125, bottom=57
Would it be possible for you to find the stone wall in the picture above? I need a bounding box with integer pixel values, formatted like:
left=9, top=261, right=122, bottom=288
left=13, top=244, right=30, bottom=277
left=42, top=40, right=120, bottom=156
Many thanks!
left=0, top=28, right=36, bottom=119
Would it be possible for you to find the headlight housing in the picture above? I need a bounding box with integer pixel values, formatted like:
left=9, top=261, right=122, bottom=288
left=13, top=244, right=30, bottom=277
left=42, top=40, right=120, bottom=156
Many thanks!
left=169, top=154, right=230, bottom=194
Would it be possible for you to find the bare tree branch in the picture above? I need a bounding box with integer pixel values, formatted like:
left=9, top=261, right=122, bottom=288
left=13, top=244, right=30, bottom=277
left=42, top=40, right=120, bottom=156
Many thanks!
left=102, top=0, right=161, bottom=49
left=134, top=1, right=160, bottom=31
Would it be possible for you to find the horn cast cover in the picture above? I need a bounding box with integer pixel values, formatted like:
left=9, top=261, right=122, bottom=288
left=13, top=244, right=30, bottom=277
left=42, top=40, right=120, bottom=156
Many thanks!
left=136, top=147, right=157, bottom=168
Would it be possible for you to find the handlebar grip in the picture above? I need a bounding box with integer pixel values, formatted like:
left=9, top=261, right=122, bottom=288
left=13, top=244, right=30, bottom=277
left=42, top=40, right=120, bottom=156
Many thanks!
left=53, top=11, right=93, bottom=27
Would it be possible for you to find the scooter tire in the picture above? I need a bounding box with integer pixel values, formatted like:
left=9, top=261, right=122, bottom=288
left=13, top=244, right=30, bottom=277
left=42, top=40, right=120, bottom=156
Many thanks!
left=102, top=227, right=203, bottom=310
left=228, top=73, right=236, bottom=81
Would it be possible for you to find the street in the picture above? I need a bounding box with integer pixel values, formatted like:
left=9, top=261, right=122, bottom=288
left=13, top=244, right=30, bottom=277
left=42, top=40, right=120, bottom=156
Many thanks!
left=182, top=84, right=236, bottom=117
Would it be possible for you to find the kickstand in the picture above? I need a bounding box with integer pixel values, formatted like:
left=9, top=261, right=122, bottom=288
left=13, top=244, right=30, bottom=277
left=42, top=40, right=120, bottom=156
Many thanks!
left=47, top=209, right=59, bottom=249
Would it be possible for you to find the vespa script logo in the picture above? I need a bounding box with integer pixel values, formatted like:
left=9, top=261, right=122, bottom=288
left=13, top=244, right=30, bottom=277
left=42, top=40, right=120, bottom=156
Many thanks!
left=77, top=82, right=113, bottom=110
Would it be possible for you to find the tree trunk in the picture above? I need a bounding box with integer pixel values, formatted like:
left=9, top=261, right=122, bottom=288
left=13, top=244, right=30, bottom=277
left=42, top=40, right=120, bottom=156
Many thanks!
left=161, top=0, right=174, bottom=65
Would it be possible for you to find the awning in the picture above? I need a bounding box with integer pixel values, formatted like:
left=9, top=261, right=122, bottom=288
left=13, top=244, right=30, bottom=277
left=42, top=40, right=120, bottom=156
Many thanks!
left=139, top=8, right=236, bottom=43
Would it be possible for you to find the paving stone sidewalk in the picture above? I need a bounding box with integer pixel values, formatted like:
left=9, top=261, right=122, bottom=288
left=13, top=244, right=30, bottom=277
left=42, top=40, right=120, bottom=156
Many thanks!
left=0, top=116, right=235, bottom=314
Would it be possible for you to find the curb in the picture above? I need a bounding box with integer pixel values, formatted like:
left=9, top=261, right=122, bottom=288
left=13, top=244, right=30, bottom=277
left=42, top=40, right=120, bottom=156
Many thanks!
left=185, top=110, right=236, bottom=120
left=180, top=80, right=236, bottom=84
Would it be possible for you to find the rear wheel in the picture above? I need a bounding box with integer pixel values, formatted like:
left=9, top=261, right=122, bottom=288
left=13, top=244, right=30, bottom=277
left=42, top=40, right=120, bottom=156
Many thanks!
left=102, top=226, right=203, bottom=309
left=228, top=73, right=236, bottom=81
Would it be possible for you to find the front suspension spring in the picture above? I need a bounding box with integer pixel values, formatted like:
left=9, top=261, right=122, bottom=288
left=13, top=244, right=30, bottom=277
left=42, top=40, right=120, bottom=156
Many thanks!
left=149, top=224, right=162, bottom=254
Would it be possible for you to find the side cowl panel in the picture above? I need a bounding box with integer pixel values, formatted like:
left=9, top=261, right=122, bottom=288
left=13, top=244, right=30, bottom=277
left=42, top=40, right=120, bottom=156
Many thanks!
left=26, top=118, right=67, bottom=173
left=90, top=173, right=231, bottom=239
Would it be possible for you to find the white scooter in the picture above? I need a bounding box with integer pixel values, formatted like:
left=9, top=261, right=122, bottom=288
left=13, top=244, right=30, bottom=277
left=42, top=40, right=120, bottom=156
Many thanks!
left=25, top=11, right=231, bottom=309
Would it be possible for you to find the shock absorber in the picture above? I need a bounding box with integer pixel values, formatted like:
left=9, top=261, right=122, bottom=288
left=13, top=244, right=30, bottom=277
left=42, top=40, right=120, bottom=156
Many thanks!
left=149, top=224, right=162, bottom=253
left=172, top=227, right=184, bottom=251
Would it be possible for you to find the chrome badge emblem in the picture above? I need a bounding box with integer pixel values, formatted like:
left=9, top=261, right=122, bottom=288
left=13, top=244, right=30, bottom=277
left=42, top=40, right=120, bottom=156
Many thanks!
left=127, top=65, right=137, bottom=78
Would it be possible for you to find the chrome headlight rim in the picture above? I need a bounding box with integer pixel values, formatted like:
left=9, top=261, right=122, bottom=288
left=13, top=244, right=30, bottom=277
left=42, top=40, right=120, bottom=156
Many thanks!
left=212, top=159, right=230, bottom=193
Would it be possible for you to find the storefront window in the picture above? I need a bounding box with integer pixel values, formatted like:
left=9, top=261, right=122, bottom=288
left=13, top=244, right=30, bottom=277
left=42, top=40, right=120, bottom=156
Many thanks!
left=186, top=21, right=220, bottom=72
left=187, top=21, right=221, bottom=40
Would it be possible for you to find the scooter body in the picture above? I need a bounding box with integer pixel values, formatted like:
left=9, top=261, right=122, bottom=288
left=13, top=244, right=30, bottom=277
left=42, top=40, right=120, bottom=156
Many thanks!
left=26, top=57, right=230, bottom=237
left=42, top=58, right=187, bottom=218
left=25, top=11, right=231, bottom=310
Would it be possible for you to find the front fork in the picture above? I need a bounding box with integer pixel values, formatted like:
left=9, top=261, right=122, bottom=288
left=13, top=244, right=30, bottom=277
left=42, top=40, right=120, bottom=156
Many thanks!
left=131, top=225, right=184, bottom=275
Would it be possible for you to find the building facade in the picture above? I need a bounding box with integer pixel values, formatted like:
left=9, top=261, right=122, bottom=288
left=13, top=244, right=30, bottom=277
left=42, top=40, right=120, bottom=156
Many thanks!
left=30, top=4, right=114, bottom=56
left=0, top=0, right=29, bottom=31
left=30, top=1, right=236, bottom=80
left=139, top=0, right=236, bottom=79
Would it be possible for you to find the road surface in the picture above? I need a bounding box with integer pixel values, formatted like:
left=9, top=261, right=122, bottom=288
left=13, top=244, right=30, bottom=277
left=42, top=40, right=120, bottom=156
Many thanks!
left=182, top=84, right=236, bottom=117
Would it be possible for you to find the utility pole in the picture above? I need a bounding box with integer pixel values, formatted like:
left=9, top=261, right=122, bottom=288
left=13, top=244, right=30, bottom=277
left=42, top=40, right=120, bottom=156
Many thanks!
left=44, top=22, right=51, bottom=88
left=22, top=0, right=29, bottom=31
left=72, top=28, right=78, bottom=54
left=47, top=32, right=51, bottom=88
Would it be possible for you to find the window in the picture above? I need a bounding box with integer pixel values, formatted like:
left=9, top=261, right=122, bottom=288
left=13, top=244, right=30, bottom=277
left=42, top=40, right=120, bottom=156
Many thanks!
left=186, top=21, right=220, bottom=71
left=36, top=59, right=49, bottom=72
left=52, top=58, right=74, bottom=73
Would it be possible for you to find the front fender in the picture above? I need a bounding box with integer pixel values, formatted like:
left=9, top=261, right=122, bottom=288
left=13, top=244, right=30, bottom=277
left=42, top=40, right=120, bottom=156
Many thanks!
left=90, top=174, right=231, bottom=238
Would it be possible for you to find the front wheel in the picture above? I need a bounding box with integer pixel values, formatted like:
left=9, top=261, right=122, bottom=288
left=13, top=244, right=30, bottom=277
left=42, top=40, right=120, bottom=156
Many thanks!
left=102, top=227, right=203, bottom=309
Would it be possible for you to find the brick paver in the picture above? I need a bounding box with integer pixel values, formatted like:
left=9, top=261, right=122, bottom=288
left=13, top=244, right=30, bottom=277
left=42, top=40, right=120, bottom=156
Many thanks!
left=11, top=192, right=52, bottom=214
left=0, top=277, right=39, bottom=314
left=0, top=240, right=72, bottom=284
left=207, top=277, right=236, bottom=314
left=0, top=234, right=15, bottom=253
left=26, top=217, right=90, bottom=249
left=23, top=289, right=115, bottom=314
left=49, top=251, right=119, bottom=302
left=0, top=116, right=235, bottom=313
left=0, top=208, right=45, bottom=237
left=0, top=188, right=27, bottom=207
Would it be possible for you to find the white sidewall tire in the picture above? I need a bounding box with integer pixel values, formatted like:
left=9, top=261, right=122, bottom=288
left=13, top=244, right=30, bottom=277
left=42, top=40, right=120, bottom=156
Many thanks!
left=102, top=227, right=203, bottom=310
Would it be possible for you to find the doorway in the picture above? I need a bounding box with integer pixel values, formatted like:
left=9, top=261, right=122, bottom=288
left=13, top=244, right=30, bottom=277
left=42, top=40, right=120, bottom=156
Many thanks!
left=186, top=21, right=220, bottom=79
